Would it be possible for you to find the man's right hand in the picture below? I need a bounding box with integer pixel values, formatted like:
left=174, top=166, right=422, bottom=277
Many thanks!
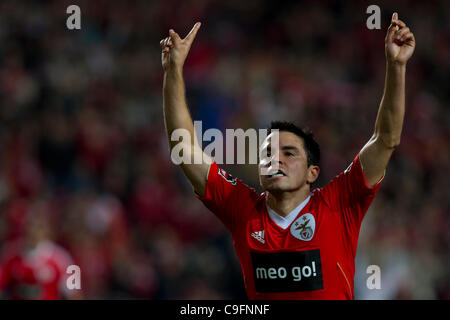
left=160, top=21, right=210, bottom=197
left=160, top=22, right=201, bottom=73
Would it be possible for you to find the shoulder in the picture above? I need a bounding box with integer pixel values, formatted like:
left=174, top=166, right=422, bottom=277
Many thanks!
left=36, top=241, right=73, bottom=269
left=310, top=186, right=332, bottom=210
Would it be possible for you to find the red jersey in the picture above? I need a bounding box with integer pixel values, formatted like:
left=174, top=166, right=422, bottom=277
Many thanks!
left=0, top=241, right=74, bottom=300
left=197, top=154, right=382, bottom=299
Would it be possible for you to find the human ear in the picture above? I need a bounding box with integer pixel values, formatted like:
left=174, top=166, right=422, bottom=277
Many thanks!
left=307, top=165, right=320, bottom=184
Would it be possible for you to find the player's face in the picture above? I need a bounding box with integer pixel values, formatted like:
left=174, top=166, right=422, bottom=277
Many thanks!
left=259, top=131, right=314, bottom=193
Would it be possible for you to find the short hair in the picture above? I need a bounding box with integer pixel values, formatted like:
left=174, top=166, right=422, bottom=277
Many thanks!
left=269, top=121, right=320, bottom=167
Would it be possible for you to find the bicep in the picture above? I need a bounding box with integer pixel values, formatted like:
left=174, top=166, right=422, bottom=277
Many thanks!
left=177, top=143, right=213, bottom=196
left=359, top=135, right=394, bottom=187
left=182, top=161, right=211, bottom=197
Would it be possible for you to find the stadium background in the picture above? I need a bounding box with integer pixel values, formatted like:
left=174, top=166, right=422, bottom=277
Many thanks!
left=0, top=0, right=448, bottom=299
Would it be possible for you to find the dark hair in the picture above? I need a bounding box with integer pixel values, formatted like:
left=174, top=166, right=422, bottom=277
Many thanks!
left=269, top=121, right=320, bottom=167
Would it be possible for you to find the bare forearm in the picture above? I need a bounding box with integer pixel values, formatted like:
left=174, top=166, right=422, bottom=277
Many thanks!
left=160, top=24, right=210, bottom=195
left=163, top=69, right=196, bottom=149
left=374, top=62, right=406, bottom=148
left=359, top=12, right=414, bottom=187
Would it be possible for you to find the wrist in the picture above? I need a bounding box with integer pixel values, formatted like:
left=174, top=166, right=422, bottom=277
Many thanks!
left=386, top=60, right=407, bottom=71
left=164, top=66, right=183, bottom=78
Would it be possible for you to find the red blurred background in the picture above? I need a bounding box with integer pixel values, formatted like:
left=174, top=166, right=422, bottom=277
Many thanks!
left=0, top=0, right=448, bottom=299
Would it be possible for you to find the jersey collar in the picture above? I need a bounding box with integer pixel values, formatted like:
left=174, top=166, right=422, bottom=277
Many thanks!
left=266, top=195, right=311, bottom=230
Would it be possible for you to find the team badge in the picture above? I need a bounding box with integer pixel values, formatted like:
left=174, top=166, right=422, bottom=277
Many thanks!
left=218, top=168, right=237, bottom=185
left=290, top=213, right=315, bottom=241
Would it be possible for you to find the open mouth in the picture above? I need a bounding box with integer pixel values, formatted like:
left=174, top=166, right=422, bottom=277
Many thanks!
left=268, top=170, right=286, bottom=178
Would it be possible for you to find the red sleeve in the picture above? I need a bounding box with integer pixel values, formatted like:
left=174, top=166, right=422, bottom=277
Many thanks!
left=196, top=162, right=256, bottom=233
left=318, top=154, right=382, bottom=240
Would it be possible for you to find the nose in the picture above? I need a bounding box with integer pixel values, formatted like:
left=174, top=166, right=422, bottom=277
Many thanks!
left=260, top=151, right=283, bottom=167
left=271, top=149, right=284, bottom=164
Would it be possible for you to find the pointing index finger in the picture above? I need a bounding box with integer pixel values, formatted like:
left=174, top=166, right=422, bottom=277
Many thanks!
left=392, top=12, right=398, bottom=22
left=184, top=22, right=201, bottom=42
left=392, top=12, right=400, bottom=31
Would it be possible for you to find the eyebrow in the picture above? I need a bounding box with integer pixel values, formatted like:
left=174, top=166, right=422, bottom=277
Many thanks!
left=265, top=145, right=300, bottom=152
left=281, top=145, right=299, bottom=152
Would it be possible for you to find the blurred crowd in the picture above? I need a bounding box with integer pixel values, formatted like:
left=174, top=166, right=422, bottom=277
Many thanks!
left=0, top=0, right=448, bottom=299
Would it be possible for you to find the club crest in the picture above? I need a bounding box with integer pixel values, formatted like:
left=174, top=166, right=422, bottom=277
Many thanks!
left=290, top=213, right=315, bottom=241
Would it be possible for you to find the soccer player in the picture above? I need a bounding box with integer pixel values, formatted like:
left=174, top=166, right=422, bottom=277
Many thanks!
left=0, top=210, right=82, bottom=300
left=160, top=12, right=415, bottom=299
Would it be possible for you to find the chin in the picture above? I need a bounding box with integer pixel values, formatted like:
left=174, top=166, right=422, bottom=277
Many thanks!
left=263, top=182, right=289, bottom=193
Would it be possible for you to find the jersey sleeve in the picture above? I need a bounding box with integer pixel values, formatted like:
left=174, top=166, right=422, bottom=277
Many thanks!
left=318, top=153, right=383, bottom=237
left=196, top=162, right=255, bottom=233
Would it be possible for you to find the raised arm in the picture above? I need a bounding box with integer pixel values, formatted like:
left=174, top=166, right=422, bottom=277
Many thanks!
left=160, top=22, right=211, bottom=196
left=359, top=12, right=415, bottom=187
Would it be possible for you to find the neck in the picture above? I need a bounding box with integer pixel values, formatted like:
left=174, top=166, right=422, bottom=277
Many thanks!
left=266, top=185, right=311, bottom=217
